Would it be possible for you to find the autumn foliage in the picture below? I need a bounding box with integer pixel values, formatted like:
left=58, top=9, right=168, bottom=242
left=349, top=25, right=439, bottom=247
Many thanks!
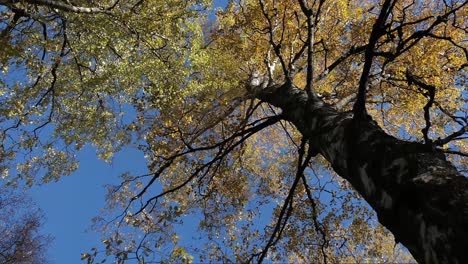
left=0, top=0, right=467, bottom=262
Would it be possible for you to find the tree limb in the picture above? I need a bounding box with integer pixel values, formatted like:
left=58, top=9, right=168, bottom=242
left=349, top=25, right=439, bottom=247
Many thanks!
left=353, top=0, right=395, bottom=118
left=0, top=0, right=118, bottom=14
left=405, top=69, right=436, bottom=144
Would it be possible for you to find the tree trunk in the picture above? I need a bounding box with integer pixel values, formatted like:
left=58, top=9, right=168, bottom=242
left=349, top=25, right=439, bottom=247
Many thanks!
left=254, top=82, right=468, bottom=264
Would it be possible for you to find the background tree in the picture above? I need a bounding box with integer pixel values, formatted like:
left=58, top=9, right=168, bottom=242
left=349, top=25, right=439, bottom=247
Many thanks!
left=0, top=184, right=51, bottom=263
left=0, top=0, right=467, bottom=263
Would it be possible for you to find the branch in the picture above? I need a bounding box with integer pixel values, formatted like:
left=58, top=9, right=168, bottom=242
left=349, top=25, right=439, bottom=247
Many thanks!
left=405, top=70, right=435, bottom=144
left=258, top=0, right=289, bottom=79
left=255, top=137, right=316, bottom=263
left=301, top=164, right=328, bottom=264
left=33, top=0, right=115, bottom=13
left=1, top=0, right=118, bottom=14
left=435, top=126, right=468, bottom=146
left=334, top=93, right=357, bottom=110
left=404, top=70, right=467, bottom=146
left=315, top=45, right=367, bottom=82
left=2, top=16, right=65, bottom=138
left=129, top=116, right=282, bottom=215
left=353, top=0, right=395, bottom=118
left=377, top=1, right=468, bottom=68
left=297, top=0, right=325, bottom=102
left=0, top=7, right=28, bottom=38
left=425, top=33, right=468, bottom=67
left=443, top=149, right=468, bottom=157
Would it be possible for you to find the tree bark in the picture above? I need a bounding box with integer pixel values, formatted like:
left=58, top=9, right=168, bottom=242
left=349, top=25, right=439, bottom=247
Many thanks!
left=254, top=82, right=468, bottom=264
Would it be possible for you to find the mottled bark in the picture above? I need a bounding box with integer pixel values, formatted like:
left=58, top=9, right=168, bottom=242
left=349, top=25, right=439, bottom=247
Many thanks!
left=254, top=82, right=468, bottom=264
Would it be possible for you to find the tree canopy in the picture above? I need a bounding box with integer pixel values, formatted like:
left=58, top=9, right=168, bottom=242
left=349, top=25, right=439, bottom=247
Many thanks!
left=0, top=0, right=467, bottom=263
left=0, top=184, right=51, bottom=263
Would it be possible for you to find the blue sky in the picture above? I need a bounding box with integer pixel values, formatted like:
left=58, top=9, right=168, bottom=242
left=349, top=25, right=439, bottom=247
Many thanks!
left=30, top=146, right=148, bottom=263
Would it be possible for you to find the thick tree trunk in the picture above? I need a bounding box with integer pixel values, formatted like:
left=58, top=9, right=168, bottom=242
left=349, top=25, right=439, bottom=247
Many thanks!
left=254, top=82, right=468, bottom=264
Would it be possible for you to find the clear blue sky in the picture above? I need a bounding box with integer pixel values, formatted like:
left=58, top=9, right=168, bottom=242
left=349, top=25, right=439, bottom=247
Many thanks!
left=30, top=146, right=148, bottom=264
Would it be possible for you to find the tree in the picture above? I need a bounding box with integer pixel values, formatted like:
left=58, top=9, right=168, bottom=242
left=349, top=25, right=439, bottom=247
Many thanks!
left=0, top=185, right=51, bottom=263
left=0, top=0, right=467, bottom=263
